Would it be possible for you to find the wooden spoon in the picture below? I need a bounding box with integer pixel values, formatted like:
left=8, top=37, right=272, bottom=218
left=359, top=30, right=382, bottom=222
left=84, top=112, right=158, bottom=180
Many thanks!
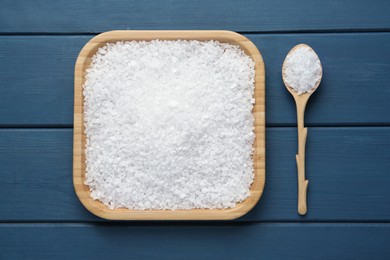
left=282, top=44, right=323, bottom=215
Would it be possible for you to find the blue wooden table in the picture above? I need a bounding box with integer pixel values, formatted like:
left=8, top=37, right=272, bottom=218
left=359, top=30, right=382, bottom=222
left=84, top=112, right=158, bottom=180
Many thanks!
left=1, top=1, right=390, bottom=259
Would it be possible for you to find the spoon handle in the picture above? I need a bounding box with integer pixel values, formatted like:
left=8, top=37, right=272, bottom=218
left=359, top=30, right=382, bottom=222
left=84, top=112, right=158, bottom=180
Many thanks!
left=295, top=99, right=309, bottom=215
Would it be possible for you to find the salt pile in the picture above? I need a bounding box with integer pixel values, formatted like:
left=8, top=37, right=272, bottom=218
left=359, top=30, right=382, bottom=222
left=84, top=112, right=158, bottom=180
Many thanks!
left=83, top=40, right=255, bottom=210
left=283, top=45, right=322, bottom=95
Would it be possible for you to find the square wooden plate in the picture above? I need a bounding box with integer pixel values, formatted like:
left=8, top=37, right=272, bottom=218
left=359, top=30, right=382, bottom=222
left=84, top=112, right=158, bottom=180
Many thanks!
left=73, top=30, right=265, bottom=220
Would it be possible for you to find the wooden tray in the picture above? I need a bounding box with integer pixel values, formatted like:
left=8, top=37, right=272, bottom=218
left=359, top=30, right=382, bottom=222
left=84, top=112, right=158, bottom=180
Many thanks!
left=73, top=30, right=265, bottom=220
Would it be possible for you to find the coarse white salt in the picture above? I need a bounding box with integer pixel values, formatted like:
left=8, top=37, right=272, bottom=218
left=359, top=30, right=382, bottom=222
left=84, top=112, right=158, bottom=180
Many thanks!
left=283, top=45, right=322, bottom=95
left=83, top=40, right=255, bottom=210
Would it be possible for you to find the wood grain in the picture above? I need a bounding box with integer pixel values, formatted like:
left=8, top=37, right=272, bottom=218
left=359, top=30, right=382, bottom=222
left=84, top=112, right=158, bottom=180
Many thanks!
left=73, top=30, right=265, bottom=220
left=1, top=33, right=389, bottom=126
left=293, top=94, right=310, bottom=215
left=1, top=127, right=389, bottom=221
left=0, top=0, right=389, bottom=33
left=1, top=223, right=390, bottom=259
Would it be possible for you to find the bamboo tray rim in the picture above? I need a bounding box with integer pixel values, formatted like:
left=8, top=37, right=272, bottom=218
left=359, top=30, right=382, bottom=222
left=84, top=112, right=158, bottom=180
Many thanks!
left=73, top=30, right=265, bottom=220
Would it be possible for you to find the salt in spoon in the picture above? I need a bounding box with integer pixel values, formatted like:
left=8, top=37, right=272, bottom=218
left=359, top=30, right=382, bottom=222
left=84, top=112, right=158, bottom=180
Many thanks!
left=282, top=44, right=323, bottom=215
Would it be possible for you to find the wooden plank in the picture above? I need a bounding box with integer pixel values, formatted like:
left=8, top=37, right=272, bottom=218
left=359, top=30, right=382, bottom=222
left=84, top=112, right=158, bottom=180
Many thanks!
left=1, top=127, right=389, bottom=221
left=0, top=36, right=82, bottom=126
left=1, top=33, right=389, bottom=126
left=0, top=0, right=390, bottom=33
left=0, top=223, right=389, bottom=259
left=256, top=33, right=390, bottom=126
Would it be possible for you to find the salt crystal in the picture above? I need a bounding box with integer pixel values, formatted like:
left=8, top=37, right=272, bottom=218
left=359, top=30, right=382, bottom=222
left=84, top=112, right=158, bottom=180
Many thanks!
left=83, top=40, right=255, bottom=210
left=283, top=45, right=322, bottom=95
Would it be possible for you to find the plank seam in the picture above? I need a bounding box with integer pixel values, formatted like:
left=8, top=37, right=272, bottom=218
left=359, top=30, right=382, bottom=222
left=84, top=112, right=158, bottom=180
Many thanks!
left=0, top=28, right=390, bottom=36
left=0, top=221, right=390, bottom=225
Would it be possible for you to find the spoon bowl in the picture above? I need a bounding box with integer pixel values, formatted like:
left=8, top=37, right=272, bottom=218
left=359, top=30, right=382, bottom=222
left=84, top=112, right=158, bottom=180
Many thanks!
left=282, top=44, right=322, bottom=98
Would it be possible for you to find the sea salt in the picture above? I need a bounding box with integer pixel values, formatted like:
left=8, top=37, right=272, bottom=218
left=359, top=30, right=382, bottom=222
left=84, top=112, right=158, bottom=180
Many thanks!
left=83, top=40, right=255, bottom=210
left=283, top=45, right=322, bottom=95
